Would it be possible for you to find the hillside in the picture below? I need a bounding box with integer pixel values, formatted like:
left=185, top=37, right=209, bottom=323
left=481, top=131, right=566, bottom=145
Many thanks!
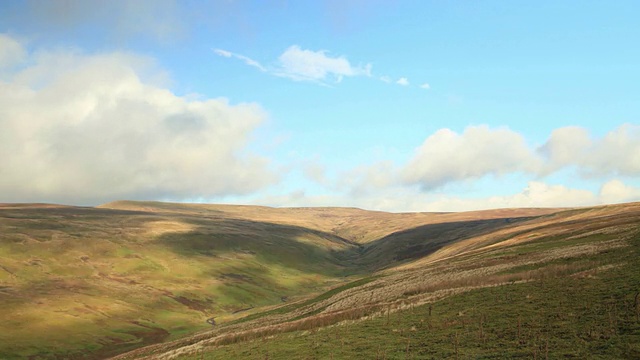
left=0, top=201, right=638, bottom=359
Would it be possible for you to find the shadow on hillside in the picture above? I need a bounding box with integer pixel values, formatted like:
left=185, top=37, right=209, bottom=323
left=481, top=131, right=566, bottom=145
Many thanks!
left=155, top=217, right=363, bottom=278
left=356, top=216, right=538, bottom=270
left=0, top=206, right=550, bottom=360
left=155, top=215, right=541, bottom=276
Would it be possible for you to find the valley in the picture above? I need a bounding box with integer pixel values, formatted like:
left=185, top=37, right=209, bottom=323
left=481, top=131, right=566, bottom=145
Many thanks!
left=0, top=201, right=638, bottom=359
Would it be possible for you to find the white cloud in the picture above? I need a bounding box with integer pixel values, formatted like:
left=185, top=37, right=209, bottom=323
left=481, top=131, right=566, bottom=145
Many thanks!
left=584, top=124, right=640, bottom=176
left=302, top=161, right=328, bottom=185
left=537, top=126, right=591, bottom=174
left=599, top=179, right=640, bottom=204
left=235, top=54, right=267, bottom=72
left=213, top=48, right=232, bottom=57
left=213, top=48, right=266, bottom=72
left=255, top=123, right=640, bottom=213
left=424, top=182, right=598, bottom=212
left=0, top=34, right=26, bottom=69
left=254, top=180, right=615, bottom=213
left=402, top=126, right=538, bottom=190
left=276, top=45, right=371, bottom=82
left=0, top=35, right=275, bottom=204
left=216, top=46, right=429, bottom=86
left=424, top=180, right=640, bottom=212
left=338, top=161, right=397, bottom=196
left=397, top=124, right=640, bottom=192
left=539, top=124, right=640, bottom=177
left=214, top=46, right=433, bottom=89
left=396, top=77, right=409, bottom=86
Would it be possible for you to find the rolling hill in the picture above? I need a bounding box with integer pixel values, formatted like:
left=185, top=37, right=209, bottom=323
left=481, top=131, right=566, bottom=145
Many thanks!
left=0, top=201, right=638, bottom=359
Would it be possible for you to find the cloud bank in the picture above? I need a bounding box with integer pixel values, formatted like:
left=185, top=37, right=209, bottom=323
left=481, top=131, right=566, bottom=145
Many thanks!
left=402, top=126, right=538, bottom=189
left=257, top=179, right=640, bottom=213
left=400, top=124, right=640, bottom=191
left=0, top=35, right=275, bottom=204
left=278, top=124, right=640, bottom=212
left=539, top=124, right=640, bottom=177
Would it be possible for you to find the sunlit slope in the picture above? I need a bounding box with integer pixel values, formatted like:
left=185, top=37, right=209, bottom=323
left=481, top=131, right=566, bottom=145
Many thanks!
left=100, top=200, right=558, bottom=245
left=0, top=203, right=362, bottom=359
left=111, top=202, right=640, bottom=360
left=100, top=201, right=558, bottom=270
left=2, top=201, right=631, bottom=359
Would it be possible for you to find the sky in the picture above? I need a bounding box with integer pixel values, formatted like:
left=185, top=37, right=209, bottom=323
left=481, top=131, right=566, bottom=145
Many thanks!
left=1, top=0, right=639, bottom=212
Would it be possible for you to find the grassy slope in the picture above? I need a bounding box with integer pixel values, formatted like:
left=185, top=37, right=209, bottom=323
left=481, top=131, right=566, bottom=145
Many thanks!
left=112, top=202, right=640, bottom=359
left=1, top=201, right=638, bottom=359
left=0, top=203, right=362, bottom=359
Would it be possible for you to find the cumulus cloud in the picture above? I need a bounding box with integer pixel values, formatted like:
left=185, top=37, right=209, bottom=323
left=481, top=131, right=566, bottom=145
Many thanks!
left=420, top=82, right=430, bottom=90
left=423, top=180, right=640, bottom=212
left=396, top=77, right=409, bottom=86
left=338, top=161, right=397, bottom=196
left=537, top=126, right=591, bottom=174
left=0, top=34, right=275, bottom=204
left=539, top=124, right=640, bottom=177
left=254, top=180, right=621, bottom=213
left=599, top=179, right=640, bottom=204
left=583, top=124, right=640, bottom=176
left=396, top=124, right=640, bottom=192
left=302, top=161, right=328, bottom=185
left=402, top=126, right=538, bottom=190
left=0, top=34, right=26, bottom=69
left=253, top=124, right=639, bottom=212
left=424, top=182, right=598, bottom=212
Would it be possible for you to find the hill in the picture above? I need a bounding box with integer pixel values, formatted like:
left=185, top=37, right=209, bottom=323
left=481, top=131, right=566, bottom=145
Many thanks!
left=0, top=201, right=638, bottom=359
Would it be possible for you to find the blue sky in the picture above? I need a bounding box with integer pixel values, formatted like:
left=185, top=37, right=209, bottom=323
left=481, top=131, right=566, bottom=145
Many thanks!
left=1, top=1, right=639, bottom=211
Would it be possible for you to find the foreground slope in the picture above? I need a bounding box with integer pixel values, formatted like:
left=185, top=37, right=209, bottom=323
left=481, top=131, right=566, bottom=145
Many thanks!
left=110, top=202, right=640, bottom=360
left=1, top=201, right=637, bottom=359
left=0, top=203, right=361, bottom=359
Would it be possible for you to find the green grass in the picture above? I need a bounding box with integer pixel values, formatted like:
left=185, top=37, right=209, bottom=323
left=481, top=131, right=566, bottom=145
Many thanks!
left=176, top=232, right=640, bottom=359
left=2, top=202, right=639, bottom=359
left=0, top=205, right=360, bottom=359
left=505, top=233, right=613, bottom=255
left=229, top=275, right=380, bottom=325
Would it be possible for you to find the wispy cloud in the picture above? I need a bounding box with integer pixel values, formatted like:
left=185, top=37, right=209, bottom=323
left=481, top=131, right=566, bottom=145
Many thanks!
left=213, top=48, right=266, bottom=72
left=213, top=49, right=231, bottom=57
left=396, top=77, right=409, bottom=86
left=275, top=45, right=371, bottom=82
left=420, top=82, right=430, bottom=89
left=214, top=45, right=369, bottom=84
left=214, top=45, right=432, bottom=89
